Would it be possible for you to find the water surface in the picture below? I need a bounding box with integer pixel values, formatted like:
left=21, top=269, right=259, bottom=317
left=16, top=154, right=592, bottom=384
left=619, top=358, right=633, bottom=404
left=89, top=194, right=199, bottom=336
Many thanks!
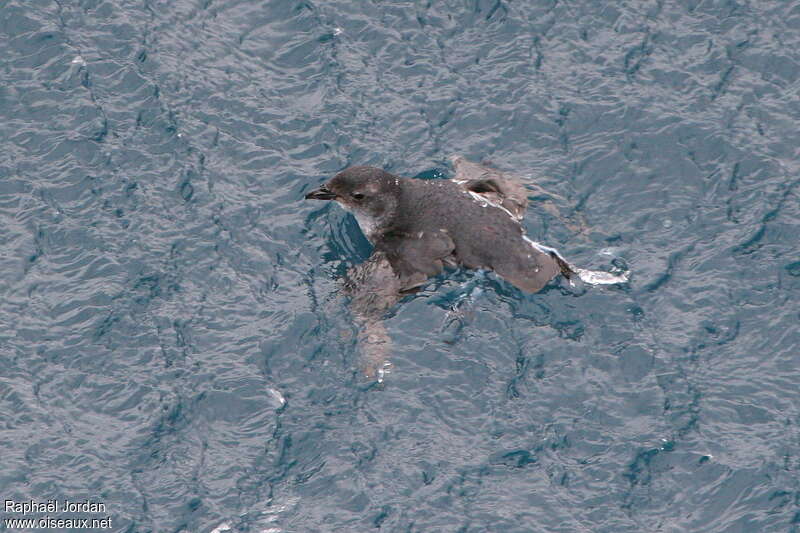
left=1, top=0, right=799, bottom=531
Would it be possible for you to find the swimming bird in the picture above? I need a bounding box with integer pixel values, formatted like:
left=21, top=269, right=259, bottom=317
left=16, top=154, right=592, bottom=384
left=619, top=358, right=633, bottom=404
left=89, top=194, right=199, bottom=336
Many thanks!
left=305, top=156, right=627, bottom=379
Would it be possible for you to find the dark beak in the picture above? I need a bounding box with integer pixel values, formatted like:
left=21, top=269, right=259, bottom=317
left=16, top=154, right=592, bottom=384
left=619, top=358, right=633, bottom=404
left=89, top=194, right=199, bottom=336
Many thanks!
left=305, top=186, right=337, bottom=200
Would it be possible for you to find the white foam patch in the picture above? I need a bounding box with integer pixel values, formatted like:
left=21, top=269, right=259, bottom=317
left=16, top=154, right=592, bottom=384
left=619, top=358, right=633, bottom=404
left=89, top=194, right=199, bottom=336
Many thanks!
left=573, top=267, right=630, bottom=285
left=266, top=387, right=286, bottom=408
left=524, top=237, right=629, bottom=286
left=376, top=360, right=392, bottom=383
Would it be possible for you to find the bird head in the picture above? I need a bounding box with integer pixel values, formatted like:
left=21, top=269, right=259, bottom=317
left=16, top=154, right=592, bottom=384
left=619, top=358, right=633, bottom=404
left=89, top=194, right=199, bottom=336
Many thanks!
left=305, top=166, right=401, bottom=225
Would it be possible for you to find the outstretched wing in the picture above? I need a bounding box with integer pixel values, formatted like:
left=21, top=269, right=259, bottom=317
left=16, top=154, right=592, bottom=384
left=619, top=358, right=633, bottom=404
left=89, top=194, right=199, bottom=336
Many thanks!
left=450, top=155, right=529, bottom=221
left=343, top=230, right=453, bottom=380
left=344, top=251, right=403, bottom=318
left=342, top=253, right=400, bottom=380
left=344, top=227, right=455, bottom=315
left=375, top=228, right=455, bottom=293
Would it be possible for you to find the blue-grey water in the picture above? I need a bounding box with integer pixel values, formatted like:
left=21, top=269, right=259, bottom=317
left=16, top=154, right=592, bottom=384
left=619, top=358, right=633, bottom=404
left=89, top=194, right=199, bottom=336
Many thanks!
left=1, top=1, right=799, bottom=531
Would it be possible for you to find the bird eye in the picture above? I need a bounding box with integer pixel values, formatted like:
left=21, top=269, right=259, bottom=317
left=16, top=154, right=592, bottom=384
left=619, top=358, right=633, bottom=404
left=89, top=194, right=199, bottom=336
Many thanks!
left=351, top=192, right=365, bottom=200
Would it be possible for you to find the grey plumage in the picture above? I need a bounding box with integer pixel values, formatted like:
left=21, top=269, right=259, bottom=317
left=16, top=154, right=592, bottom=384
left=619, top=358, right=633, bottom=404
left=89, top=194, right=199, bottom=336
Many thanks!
left=307, top=159, right=566, bottom=300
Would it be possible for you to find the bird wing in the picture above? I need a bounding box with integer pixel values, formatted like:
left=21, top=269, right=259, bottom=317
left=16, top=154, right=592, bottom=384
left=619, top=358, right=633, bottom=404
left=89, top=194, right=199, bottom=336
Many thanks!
left=344, top=251, right=404, bottom=318
left=375, top=228, right=456, bottom=292
left=343, top=252, right=401, bottom=380
left=450, top=155, right=529, bottom=221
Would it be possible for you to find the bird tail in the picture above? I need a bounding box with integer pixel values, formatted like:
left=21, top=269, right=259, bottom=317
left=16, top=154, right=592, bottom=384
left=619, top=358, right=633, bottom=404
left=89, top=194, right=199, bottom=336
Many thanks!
left=524, top=237, right=630, bottom=286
